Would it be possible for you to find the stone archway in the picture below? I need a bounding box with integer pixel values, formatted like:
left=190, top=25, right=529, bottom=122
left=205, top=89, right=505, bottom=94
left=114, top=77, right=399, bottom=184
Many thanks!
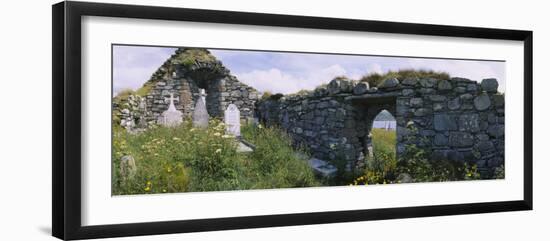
left=350, top=96, right=397, bottom=161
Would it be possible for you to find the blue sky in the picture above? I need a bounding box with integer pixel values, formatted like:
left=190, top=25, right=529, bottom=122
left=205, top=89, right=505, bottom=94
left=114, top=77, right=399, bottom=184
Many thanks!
left=113, top=45, right=506, bottom=95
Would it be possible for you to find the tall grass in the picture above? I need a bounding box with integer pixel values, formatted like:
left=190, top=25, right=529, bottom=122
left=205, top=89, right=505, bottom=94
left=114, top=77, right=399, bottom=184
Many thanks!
left=113, top=120, right=318, bottom=195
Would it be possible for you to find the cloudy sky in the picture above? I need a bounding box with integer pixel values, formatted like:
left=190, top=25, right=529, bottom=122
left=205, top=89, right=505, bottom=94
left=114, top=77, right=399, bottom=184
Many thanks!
left=112, top=45, right=506, bottom=96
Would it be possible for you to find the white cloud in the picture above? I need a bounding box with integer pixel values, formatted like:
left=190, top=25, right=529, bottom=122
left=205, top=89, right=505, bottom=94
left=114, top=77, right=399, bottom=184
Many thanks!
left=236, top=64, right=349, bottom=94
left=366, top=63, right=383, bottom=75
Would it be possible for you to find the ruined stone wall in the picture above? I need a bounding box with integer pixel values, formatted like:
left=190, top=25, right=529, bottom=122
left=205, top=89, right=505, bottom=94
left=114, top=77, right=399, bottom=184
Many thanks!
left=257, top=77, right=505, bottom=175
left=115, top=48, right=260, bottom=127
left=144, top=74, right=259, bottom=122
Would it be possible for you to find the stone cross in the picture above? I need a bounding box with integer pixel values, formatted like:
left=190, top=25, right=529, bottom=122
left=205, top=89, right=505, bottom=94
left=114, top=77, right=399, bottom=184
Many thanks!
left=158, top=92, right=183, bottom=127
left=165, top=93, right=178, bottom=112
left=224, top=104, right=241, bottom=137
left=192, top=89, right=209, bottom=128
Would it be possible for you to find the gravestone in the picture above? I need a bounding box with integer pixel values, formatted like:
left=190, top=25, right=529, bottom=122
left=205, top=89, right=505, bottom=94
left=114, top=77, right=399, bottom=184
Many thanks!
left=193, top=89, right=209, bottom=128
left=158, top=93, right=183, bottom=127
left=119, top=155, right=137, bottom=180
left=137, top=97, right=148, bottom=128
left=224, top=104, right=241, bottom=137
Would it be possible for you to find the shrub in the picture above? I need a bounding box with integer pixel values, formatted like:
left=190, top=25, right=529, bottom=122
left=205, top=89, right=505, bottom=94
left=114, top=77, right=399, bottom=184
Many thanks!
left=360, top=69, right=450, bottom=87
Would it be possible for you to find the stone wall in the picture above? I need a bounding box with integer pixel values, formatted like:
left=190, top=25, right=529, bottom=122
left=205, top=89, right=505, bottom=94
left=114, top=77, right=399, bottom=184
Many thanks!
left=257, top=77, right=505, bottom=176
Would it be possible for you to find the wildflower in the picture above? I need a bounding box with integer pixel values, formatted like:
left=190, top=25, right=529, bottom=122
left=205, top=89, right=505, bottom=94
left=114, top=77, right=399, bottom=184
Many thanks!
left=215, top=149, right=222, bottom=154
left=190, top=128, right=195, bottom=132
left=172, top=137, right=180, bottom=141
left=167, top=167, right=172, bottom=173
left=258, top=124, right=263, bottom=129
left=213, top=132, right=221, bottom=137
left=162, top=189, right=167, bottom=193
left=144, top=186, right=151, bottom=191
left=222, top=134, right=232, bottom=139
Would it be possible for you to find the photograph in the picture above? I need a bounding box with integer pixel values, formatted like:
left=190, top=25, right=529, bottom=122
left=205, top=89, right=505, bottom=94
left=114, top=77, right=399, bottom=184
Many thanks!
left=111, top=44, right=506, bottom=195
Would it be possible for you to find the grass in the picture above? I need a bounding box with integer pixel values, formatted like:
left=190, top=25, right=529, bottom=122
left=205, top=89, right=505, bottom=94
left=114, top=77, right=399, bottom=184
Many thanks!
left=171, top=48, right=217, bottom=67
left=360, top=69, right=450, bottom=87
left=112, top=120, right=318, bottom=195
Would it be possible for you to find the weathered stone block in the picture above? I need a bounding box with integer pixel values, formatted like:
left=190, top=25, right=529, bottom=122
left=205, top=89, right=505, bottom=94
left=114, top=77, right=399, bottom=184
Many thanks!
left=419, top=78, right=437, bottom=88
left=449, top=132, right=474, bottom=147
left=459, top=93, right=473, bottom=100
left=437, top=79, right=453, bottom=91
left=474, top=93, right=492, bottom=111
left=379, top=78, right=399, bottom=88
left=466, top=84, right=478, bottom=92
left=493, top=94, right=504, bottom=107
left=434, top=134, right=448, bottom=146
left=429, top=95, right=447, bottom=102
left=476, top=133, right=490, bottom=141
left=454, top=86, right=467, bottom=93
left=418, top=88, right=436, bottom=95
left=402, top=77, right=418, bottom=86
left=487, top=124, right=505, bottom=138
left=447, top=97, right=461, bottom=110
left=414, top=108, right=431, bottom=117
left=402, top=89, right=415, bottom=96
left=434, top=114, right=457, bottom=131
left=410, top=97, right=423, bottom=107
left=433, top=103, right=445, bottom=111
left=458, top=114, right=480, bottom=132
left=475, top=140, right=495, bottom=153
left=481, top=78, right=499, bottom=92
left=353, top=82, right=369, bottom=95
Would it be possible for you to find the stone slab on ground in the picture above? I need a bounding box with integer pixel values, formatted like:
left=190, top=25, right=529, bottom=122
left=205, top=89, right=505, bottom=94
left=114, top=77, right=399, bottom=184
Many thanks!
left=236, top=141, right=254, bottom=153
left=308, top=158, right=337, bottom=177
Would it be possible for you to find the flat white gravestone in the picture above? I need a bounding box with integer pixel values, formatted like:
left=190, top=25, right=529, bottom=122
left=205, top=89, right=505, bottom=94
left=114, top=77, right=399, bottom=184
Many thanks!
left=224, top=104, right=241, bottom=137
left=193, top=89, right=209, bottom=128
left=158, top=93, right=183, bottom=127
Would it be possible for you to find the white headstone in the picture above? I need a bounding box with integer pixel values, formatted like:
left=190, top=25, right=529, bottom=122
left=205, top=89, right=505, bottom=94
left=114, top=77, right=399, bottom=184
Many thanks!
left=158, top=93, right=183, bottom=127
left=193, top=89, right=209, bottom=128
left=224, top=104, right=241, bottom=136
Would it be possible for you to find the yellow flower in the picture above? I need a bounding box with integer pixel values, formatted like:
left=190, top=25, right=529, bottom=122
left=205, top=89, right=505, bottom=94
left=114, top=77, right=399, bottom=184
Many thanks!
left=162, top=189, right=167, bottom=193
left=144, top=186, right=151, bottom=191
left=215, top=149, right=222, bottom=154
left=167, top=167, right=172, bottom=173
left=213, top=132, right=221, bottom=137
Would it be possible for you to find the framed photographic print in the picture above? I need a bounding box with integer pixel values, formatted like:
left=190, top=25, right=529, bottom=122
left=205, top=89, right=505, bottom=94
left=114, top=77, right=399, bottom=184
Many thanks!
left=52, top=1, right=533, bottom=240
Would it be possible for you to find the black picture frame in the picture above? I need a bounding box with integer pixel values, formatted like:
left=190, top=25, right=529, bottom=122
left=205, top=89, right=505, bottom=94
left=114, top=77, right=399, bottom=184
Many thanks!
left=52, top=1, right=533, bottom=240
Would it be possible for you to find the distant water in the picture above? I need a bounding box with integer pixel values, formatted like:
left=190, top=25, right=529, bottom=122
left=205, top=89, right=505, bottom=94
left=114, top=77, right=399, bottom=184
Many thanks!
left=372, top=121, right=396, bottom=130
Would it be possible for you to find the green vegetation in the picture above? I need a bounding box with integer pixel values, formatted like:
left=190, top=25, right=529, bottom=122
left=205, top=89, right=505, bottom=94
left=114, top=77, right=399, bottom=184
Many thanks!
left=241, top=124, right=319, bottom=188
left=260, top=91, right=273, bottom=100
left=135, top=82, right=154, bottom=97
left=113, top=120, right=318, bottom=195
left=360, top=69, right=450, bottom=87
left=172, top=48, right=217, bottom=68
